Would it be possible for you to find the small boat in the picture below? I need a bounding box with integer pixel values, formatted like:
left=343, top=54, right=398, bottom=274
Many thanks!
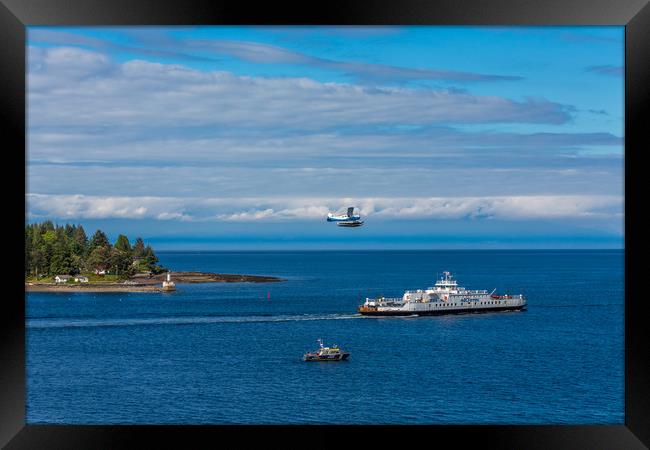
left=303, top=339, right=350, bottom=361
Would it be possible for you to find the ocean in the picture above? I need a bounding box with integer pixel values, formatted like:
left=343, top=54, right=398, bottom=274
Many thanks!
left=26, top=250, right=624, bottom=424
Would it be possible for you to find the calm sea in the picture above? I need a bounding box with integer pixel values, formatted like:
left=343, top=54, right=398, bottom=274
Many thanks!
left=26, top=250, right=624, bottom=424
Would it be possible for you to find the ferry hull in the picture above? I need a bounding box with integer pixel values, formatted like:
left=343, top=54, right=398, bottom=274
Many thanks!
left=358, top=305, right=526, bottom=316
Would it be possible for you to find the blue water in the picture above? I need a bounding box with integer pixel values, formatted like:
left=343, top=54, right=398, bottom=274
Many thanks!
left=26, top=250, right=624, bottom=424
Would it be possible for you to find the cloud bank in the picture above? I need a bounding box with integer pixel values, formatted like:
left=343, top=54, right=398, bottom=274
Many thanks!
left=27, top=194, right=623, bottom=222
left=28, top=46, right=573, bottom=132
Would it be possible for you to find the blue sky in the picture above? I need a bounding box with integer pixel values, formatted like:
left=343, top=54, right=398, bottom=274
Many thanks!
left=26, top=26, right=624, bottom=249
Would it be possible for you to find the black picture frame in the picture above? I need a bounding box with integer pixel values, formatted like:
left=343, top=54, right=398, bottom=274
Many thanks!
left=2, top=0, right=648, bottom=447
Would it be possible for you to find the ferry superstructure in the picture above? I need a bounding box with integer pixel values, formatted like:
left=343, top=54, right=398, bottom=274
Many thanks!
left=358, top=271, right=526, bottom=316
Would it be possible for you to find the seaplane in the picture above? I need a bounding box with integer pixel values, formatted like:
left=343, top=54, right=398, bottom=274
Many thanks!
left=327, top=206, right=364, bottom=227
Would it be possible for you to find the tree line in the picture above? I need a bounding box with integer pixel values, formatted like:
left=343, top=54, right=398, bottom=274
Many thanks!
left=25, top=221, right=163, bottom=279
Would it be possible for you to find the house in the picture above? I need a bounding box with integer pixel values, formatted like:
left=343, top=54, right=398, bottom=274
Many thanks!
left=74, top=276, right=89, bottom=283
left=54, top=275, right=71, bottom=283
left=94, top=269, right=107, bottom=275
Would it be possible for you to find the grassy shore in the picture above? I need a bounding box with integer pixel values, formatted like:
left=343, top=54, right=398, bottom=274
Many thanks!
left=25, top=271, right=284, bottom=293
left=25, top=284, right=161, bottom=293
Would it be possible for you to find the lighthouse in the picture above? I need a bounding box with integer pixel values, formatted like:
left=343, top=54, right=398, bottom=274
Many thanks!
left=162, top=272, right=176, bottom=292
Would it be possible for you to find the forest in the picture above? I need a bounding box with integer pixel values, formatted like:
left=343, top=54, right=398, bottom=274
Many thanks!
left=25, top=221, right=163, bottom=279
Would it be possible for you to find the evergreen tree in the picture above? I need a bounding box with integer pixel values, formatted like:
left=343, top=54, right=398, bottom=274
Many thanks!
left=29, top=231, right=48, bottom=277
left=72, top=225, right=88, bottom=256
left=143, top=245, right=159, bottom=271
left=114, top=234, right=132, bottom=255
left=43, top=229, right=56, bottom=244
left=40, top=231, right=55, bottom=275
left=133, top=237, right=145, bottom=258
left=89, top=230, right=110, bottom=250
left=70, top=254, right=83, bottom=275
left=25, top=226, right=32, bottom=276
left=50, top=240, right=74, bottom=275
left=109, top=247, right=134, bottom=278
left=86, top=245, right=111, bottom=273
left=65, top=223, right=76, bottom=238
left=55, top=225, right=67, bottom=244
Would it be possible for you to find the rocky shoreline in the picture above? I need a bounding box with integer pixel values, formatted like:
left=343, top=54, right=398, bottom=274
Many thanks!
left=25, top=271, right=284, bottom=293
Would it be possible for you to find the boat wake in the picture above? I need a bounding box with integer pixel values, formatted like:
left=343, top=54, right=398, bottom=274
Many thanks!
left=27, top=313, right=363, bottom=329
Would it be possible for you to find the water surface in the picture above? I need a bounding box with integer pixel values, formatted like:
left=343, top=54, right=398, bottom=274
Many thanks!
left=26, top=250, right=624, bottom=424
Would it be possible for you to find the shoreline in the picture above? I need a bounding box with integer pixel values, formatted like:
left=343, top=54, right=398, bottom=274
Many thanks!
left=25, top=271, right=284, bottom=293
left=25, top=284, right=163, bottom=293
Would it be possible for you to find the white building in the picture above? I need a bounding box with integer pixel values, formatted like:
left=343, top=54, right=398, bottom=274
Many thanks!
left=74, top=276, right=89, bottom=283
left=54, top=275, right=71, bottom=283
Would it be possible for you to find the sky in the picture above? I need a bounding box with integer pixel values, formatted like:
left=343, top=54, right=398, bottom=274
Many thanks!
left=26, top=26, right=624, bottom=249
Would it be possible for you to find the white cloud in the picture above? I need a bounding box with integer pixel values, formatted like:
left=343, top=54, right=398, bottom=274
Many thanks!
left=28, top=46, right=572, bottom=134
left=27, top=194, right=622, bottom=222
left=191, top=39, right=524, bottom=82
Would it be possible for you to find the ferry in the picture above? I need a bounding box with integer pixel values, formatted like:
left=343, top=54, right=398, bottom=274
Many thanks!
left=358, top=271, right=526, bottom=316
left=303, top=339, right=350, bottom=361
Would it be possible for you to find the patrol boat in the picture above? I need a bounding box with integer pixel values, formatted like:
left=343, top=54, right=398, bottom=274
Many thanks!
left=303, top=339, right=350, bottom=361
left=358, top=271, right=526, bottom=316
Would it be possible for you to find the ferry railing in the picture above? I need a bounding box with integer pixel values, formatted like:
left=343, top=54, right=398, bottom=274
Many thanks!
left=367, top=297, right=404, bottom=305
